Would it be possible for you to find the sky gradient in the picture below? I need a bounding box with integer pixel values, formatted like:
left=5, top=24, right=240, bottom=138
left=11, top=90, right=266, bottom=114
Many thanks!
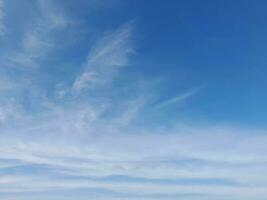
left=1, top=0, right=267, bottom=200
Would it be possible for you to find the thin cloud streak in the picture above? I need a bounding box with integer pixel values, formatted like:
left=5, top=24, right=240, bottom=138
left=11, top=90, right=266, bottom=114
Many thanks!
left=156, top=86, right=204, bottom=108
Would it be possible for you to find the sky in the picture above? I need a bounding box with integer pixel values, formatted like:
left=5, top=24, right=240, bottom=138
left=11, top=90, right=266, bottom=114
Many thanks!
left=1, top=0, right=267, bottom=199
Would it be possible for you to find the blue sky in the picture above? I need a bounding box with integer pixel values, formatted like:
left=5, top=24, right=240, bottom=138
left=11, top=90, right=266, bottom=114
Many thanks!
left=1, top=0, right=267, bottom=199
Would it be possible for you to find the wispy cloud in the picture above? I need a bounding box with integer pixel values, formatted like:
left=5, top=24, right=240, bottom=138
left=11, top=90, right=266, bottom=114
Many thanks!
left=72, top=22, right=134, bottom=91
left=7, top=0, right=71, bottom=67
left=0, top=1, right=267, bottom=200
left=1, top=121, right=267, bottom=183
left=0, top=0, right=5, bottom=36
left=156, top=86, right=204, bottom=108
left=0, top=176, right=28, bottom=185
left=0, top=102, right=23, bottom=124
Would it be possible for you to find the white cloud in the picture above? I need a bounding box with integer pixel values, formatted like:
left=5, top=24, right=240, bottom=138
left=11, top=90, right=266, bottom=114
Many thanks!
left=156, top=86, right=204, bottom=108
left=0, top=2, right=266, bottom=199
left=1, top=119, right=267, bottom=185
left=1, top=173, right=267, bottom=199
left=73, top=22, right=134, bottom=91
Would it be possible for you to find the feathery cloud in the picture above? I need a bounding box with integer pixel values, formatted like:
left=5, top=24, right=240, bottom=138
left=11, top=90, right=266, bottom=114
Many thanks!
left=73, top=22, right=134, bottom=91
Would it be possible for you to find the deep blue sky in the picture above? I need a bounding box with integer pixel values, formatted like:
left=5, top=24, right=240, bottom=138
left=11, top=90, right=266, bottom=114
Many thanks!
left=58, top=0, right=267, bottom=126
left=128, top=0, right=267, bottom=126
